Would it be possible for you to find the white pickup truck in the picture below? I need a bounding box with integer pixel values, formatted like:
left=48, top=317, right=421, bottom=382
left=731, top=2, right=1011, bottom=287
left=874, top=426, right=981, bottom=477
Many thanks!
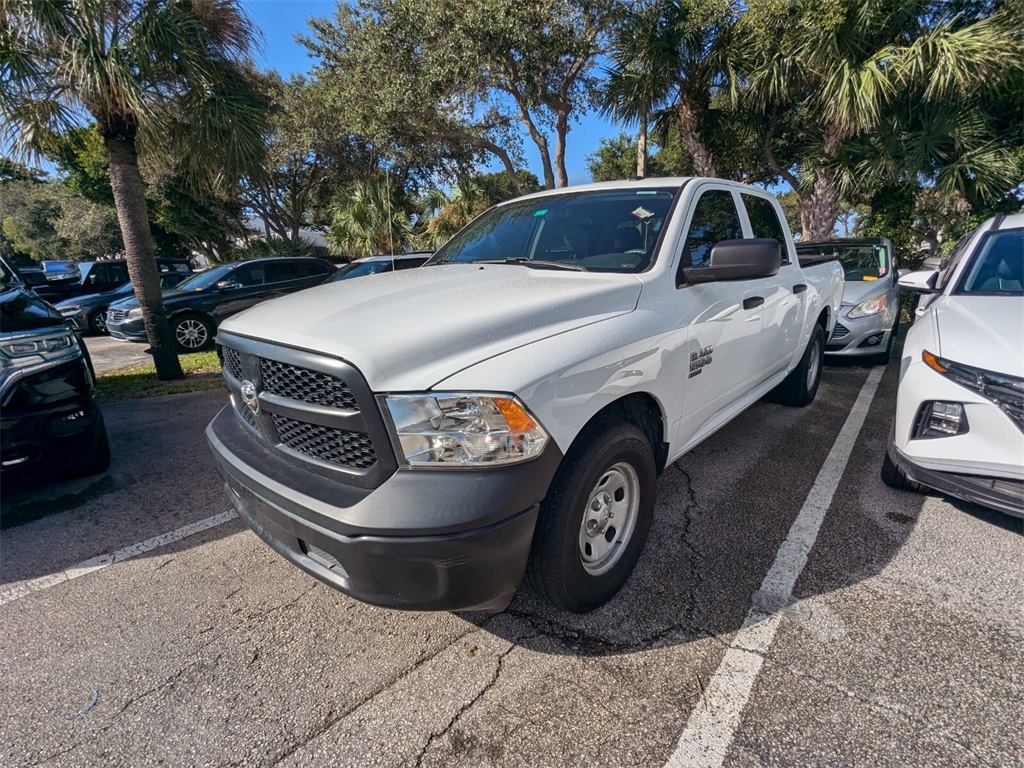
left=207, top=178, right=843, bottom=613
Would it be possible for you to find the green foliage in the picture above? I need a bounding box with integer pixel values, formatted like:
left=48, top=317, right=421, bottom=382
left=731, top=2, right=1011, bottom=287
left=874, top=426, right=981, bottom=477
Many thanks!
left=327, top=176, right=413, bottom=257
left=304, top=0, right=614, bottom=191
left=233, top=236, right=319, bottom=260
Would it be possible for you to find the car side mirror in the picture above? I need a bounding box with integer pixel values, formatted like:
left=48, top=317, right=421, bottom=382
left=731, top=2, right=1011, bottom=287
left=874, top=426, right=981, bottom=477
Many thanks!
left=680, top=239, right=781, bottom=285
left=215, top=280, right=241, bottom=291
left=897, top=268, right=910, bottom=279
left=898, top=270, right=939, bottom=293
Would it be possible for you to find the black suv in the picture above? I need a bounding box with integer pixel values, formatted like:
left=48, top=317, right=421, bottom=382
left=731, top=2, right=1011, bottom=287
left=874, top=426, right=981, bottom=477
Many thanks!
left=106, top=257, right=336, bottom=353
left=0, top=255, right=110, bottom=484
left=19, top=258, right=193, bottom=303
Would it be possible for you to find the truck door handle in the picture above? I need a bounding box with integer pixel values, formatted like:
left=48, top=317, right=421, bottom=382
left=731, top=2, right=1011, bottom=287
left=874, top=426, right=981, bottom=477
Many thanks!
left=793, top=284, right=808, bottom=294
left=743, top=296, right=765, bottom=310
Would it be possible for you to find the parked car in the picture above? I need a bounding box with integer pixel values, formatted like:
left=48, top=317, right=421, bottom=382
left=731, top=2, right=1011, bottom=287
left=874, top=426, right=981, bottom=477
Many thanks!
left=883, top=213, right=1023, bottom=518
left=55, top=273, right=190, bottom=335
left=0, top=254, right=109, bottom=484
left=796, top=238, right=900, bottom=364
left=328, top=253, right=432, bottom=282
left=106, top=257, right=336, bottom=353
left=26, top=257, right=194, bottom=303
left=207, top=178, right=844, bottom=613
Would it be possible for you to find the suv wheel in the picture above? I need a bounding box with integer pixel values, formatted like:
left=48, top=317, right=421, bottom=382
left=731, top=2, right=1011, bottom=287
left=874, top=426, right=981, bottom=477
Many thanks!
left=88, top=308, right=108, bottom=335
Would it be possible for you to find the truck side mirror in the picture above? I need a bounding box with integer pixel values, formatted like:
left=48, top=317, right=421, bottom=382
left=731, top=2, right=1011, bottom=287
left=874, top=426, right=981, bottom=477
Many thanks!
left=680, top=239, right=781, bottom=285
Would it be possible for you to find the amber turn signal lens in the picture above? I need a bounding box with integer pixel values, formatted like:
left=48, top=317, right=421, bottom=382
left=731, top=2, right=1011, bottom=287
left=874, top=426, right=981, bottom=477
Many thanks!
left=923, top=350, right=948, bottom=373
left=493, top=397, right=539, bottom=433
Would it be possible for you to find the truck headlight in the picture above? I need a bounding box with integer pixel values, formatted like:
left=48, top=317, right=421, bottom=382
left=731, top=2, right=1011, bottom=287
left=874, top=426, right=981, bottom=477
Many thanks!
left=384, top=393, right=548, bottom=466
left=848, top=294, right=887, bottom=318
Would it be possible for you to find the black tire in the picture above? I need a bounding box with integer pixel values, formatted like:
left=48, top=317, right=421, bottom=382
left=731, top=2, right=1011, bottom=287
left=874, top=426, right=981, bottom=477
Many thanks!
left=881, top=428, right=921, bottom=492
left=70, top=414, right=111, bottom=479
left=171, top=313, right=215, bottom=353
left=88, top=307, right=109, bottom=335
left=867, top=318, right=899, bottom=367
left=526, top=420, right=656, bottom=613
left=773, top=324, right=825, bottom=407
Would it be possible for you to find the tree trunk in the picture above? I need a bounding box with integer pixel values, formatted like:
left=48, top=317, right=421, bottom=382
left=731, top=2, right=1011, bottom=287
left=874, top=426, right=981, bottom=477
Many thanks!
left=554, top=112, right=569, bottom=188
left=104, top=131, right=183, bottom=380
left=799, top=166, right=841, bottom=241
left=677, top=99, right=716, bottom=177
left=799, top=125, right=843, bottom=241
left=636, top=115, right=648, bottom=178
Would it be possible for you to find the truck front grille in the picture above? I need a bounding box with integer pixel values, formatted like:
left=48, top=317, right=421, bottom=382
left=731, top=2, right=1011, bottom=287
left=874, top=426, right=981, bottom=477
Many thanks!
left=260, top=358, right=357, bottom=410
left=272, top=415, right=377, bottom=468
left=216, top=336, right=396, bottom=488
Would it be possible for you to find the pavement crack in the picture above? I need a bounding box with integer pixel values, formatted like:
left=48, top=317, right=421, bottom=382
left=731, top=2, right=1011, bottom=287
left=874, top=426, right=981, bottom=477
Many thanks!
left=413, top=635, right=528, bottom=767
left=268, top=623, right=480, bottom=766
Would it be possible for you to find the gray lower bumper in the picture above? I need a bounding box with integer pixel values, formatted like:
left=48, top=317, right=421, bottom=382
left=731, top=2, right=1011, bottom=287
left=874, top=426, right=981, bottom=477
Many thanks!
left=896, top=448, right=1024, bottom=518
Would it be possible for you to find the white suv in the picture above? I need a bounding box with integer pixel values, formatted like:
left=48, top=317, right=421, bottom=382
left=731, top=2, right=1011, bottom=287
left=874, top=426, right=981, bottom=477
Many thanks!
left=883, top=213, right=1023, bottom=517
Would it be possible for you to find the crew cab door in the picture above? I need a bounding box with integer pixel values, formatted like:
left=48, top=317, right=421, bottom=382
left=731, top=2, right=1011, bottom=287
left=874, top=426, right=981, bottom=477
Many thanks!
left=737, top=192, right=803, bottom=379
left=671, top=185, right=771, bottom=447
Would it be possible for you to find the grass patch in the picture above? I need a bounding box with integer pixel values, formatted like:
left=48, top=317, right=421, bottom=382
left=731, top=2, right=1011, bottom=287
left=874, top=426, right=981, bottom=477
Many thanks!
left=95, top=350, right=225, bottom=402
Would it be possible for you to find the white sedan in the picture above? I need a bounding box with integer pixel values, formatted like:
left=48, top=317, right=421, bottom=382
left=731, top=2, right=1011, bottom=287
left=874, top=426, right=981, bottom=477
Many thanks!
left=883, top=213, right=1023, bottom=517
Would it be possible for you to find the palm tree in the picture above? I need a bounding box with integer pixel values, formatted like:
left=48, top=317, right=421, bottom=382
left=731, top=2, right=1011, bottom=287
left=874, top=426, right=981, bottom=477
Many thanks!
left=414, top=178, right=492, bottom=249
left=1, top=0, right=264, bottom=379
left=738, top=0, right=1021, bottom=241
left=602, top=1, right=739, bottom=180
left=327, top=175, right=412, bottom=258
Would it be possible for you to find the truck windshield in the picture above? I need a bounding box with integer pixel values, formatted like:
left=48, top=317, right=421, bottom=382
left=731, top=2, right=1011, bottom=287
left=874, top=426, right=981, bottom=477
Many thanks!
left=429, top=188, right=679, bottom=273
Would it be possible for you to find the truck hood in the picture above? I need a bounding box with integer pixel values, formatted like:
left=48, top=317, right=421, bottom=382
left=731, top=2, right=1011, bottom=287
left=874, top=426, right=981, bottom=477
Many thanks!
left=935, top=297, right=1024, bottom=376
left=219, top=264, right=643, bottom=391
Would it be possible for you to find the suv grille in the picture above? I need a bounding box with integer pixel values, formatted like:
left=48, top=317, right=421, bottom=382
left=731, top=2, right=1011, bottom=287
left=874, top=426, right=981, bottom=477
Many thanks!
left=272, top=415, right=377, bottom=468
left=260, top=358, right=358, bottom=410
left=107, top=308, right=126, bottom=324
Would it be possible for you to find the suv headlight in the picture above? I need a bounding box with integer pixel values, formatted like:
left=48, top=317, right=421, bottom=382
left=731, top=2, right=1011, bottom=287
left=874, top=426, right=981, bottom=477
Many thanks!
left=923, top=350, right=1024, bottom=433
left=0, top=327, right=80, bottom=372
left=126, top=307, right=143, bottom=319
left=848, top=294, right=888, bottom=318
left=384, top=393, right=548, bottom=466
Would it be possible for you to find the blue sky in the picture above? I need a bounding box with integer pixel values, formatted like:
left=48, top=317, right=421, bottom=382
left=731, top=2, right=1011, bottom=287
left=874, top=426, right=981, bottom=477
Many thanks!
left=243, top=0, right=619, bottom=185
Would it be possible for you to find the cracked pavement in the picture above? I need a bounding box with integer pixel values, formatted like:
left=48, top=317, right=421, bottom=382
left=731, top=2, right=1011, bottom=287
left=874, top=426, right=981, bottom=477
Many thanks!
left=1, top=359, right=1022, bottom=767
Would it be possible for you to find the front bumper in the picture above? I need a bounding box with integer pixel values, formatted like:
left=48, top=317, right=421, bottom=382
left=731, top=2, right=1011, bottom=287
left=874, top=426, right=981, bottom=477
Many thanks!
left=893, top=358, right=1024, bottom=517
left=893, top=446, right=1024, bottom=518
left=207, top=405, right=562, bottom=611
left=826, top=309, right=897, bottom=356
left=0, top=357, right=104, bottom=478
left=106, top=314, right=147, bottom=342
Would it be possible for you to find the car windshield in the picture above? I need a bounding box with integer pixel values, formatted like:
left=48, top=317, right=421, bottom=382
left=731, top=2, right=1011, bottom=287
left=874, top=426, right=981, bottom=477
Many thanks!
left=955, top=227, right=1024, bottom=295
left=173, top=264, right=236, bottom=291
left=428, top=188, right=679, bottom=273
left=111, top=282, right=135, bottom=296
left=799, top=243, right=889, bottom=281
left=328, top=260, right=392, bottom=282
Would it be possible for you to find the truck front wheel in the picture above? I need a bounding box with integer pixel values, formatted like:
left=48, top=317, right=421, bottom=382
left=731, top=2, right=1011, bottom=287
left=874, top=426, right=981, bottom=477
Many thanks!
left=527, top=421, right=656, bottom=613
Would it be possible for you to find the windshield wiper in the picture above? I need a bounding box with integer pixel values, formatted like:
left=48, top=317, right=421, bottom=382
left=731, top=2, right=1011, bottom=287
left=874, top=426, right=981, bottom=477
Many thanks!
left=476, top=258, right=587, bottom=272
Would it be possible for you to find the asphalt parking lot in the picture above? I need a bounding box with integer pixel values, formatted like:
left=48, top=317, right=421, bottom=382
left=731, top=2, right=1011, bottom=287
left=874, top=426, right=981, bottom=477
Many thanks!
left=2, top=356, right=1022, bottom=767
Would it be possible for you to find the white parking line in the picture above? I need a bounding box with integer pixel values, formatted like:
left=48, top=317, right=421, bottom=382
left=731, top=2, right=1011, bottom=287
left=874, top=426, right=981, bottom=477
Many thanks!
left=0, top=510, right=238, bottom=608
left=665, top=366, right=885, bottom=768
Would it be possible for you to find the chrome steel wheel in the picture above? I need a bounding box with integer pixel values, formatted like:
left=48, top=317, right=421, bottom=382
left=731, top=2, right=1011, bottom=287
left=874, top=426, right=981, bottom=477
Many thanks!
left=578, top=461, right=640, bottom=576
left=175, top=317, right=209, bottom=349
left=806, top=334, right=822, bottom=391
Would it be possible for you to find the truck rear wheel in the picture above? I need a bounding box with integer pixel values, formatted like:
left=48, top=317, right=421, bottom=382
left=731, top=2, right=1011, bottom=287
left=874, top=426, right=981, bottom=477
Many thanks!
left=527, top=421, right=656, bottom=613
left=773, top=324, right=825, bottom=407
